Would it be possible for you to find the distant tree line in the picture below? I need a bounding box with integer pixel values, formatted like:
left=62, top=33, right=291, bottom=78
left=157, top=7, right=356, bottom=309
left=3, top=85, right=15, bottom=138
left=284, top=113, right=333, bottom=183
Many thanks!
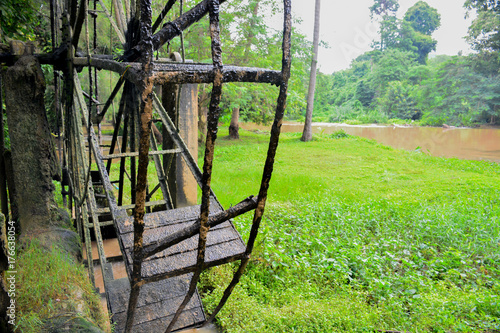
left=311, top=0, right=500, bottom=127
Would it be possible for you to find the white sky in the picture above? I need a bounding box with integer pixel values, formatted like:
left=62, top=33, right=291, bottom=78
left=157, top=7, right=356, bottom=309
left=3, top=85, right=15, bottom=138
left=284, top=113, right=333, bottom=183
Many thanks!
left=279, top=0, right=476, bottom=74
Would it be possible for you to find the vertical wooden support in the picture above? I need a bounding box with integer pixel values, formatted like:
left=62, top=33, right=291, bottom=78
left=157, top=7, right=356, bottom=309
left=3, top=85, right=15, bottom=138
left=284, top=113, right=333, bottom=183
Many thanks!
left=166, top=1, right=224, bottom=331
left=118, top=104, right=130, bottom=206
left=161, top=82, right=179, bottom=207
left=129, top=87, right=137, bottom=205
left=124, top=0, right=155, bottom=329
left=106, top=94, right=126, bottom=174
left=205, top=0, right=292, bottom=323
left=149, top=132, right=173, bottom=209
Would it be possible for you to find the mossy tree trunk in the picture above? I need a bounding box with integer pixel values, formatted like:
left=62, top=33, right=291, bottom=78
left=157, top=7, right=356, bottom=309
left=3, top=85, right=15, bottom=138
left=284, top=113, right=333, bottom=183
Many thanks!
left=229, top=106, right=240, bottom=139
left=3, top=56, right=60, bottom=236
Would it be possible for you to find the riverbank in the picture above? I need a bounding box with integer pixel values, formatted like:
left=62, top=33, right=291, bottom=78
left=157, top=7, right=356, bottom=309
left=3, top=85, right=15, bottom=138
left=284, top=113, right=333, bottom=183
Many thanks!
left=200, top=127, right=500, bottom=332
left=240, top=121, right=500, bottom=163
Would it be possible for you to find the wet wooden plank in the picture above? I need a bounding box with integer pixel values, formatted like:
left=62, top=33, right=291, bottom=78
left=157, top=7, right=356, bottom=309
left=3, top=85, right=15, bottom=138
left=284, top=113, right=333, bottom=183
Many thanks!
left=137, top=240, right=246, bottom=281
left=116, top=202, right=246, bottom=280
left=115, top=198, right=222, bottom=235
left=122, top=224, right=241, bottom=261
left=107, top=277, right=205, bottom=333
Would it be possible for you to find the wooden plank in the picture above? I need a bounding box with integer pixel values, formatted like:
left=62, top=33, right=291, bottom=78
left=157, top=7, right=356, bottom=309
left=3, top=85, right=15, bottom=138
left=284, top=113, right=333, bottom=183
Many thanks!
left=115, top=198, right=222, bottom=235
left=107, top=277, right=205, bottom=333
left=95, top=200, right=167, bottom=215
left=121, top=223, right=239, bottom=260
left=101, top=148, right=181, bottom=160
left=138, top=240, right=246, bottom=282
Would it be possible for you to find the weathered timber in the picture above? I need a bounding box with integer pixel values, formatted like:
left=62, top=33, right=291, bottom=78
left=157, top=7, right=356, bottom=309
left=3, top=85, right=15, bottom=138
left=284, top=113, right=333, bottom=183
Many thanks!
left=74, top=73, right=129, bottom=224
left=96, top=75, right=125, bottom=123
left=153, top=64, right=281, bottom=85
left=81, top=90, right=100, bottom=105
left=205, top=0, right=293, bottom=323
left=72, top=57, right=282, bottom=85
left=149, top=132, right=174, bottom=210
left=125, top=0, right=155, bottom=329
left=166, top=2, right=224, bottom=331
left=97, top=0, right=126, bottom=44
left=107, top=276, right=205, bottom=333
left=95, top=200, right=168, bottom=215
left=102, top=149, right=182, bottom=160
left=161, top=80, right=179, bottom=208
left=74, top=57, right=142, bottom=85
left=111, top=0, right=127, bottom=36
left=116, top=205, right=247, bottom=283
left=121, top=0, right=227, bottom=61
left=72, top=0, right=88, bottom=48
left=106, top=94, right=126, bottom=173
left=152, top=0, right=177, bottom=33
left=141, top=196, right=257, bottom=259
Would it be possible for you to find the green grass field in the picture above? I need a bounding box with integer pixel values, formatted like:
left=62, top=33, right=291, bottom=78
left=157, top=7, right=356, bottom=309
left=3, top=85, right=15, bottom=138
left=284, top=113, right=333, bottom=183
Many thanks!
left=199, top=127, right=500, bottom=332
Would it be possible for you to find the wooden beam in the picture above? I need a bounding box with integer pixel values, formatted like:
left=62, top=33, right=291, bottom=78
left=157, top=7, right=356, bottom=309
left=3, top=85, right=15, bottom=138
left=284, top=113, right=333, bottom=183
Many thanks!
left=97, top=0, right=126, bottom=45
left=141, top=196, right=257, bottom=259
left=153, top=64, right=281, bottom=85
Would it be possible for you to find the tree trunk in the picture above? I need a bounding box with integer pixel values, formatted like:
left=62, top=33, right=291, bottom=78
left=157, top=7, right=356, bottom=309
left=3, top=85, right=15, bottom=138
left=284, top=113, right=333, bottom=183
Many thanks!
left=229, top=107, right=240, bottom=139
left=3, top=56, right=60, bottom=235
left=301, top=0, right=321, bottom=142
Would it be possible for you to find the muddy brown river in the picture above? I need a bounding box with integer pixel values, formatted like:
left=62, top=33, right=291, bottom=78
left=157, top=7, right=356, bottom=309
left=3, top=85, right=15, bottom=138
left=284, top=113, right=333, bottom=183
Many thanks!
left=241, top=122, right=500, bottom=163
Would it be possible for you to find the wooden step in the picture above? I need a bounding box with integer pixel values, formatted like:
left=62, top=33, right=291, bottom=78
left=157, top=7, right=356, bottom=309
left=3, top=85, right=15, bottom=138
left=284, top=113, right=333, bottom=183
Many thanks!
left=116, top=201, right=246, bottom=282
left=107, top=276, right=205, bottom=332
left=101, top=148, right=182, bottom=160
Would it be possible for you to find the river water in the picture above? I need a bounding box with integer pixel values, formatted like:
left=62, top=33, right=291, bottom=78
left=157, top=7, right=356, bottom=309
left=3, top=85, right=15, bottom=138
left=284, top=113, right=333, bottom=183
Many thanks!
left=241, top=122, right=500, bottom=163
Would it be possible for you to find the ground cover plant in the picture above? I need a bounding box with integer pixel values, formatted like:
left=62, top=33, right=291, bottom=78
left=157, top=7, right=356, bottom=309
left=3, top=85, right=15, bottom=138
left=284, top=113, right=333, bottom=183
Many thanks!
left=199, top=128, right=500, bottom=332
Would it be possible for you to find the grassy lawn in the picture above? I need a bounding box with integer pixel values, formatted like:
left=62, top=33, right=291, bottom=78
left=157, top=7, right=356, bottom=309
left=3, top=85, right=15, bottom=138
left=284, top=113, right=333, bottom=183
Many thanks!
left=199, top=127, right=500, bottom=332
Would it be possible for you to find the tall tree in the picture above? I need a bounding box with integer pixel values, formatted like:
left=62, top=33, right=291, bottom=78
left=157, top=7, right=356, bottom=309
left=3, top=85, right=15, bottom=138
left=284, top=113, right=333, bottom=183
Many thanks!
left=370, top=0, right=400, bottom=50
left=401, top=1, right=440, bottom=63
left=465, top=0, right=500, bottom=51
left=301, top=0, right=321, bottom=142
left=404, top=1, right=440, bottom=35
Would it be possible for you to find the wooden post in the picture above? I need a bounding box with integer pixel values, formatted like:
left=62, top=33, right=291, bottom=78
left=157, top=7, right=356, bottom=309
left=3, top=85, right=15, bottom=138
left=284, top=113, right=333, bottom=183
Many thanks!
left=162, top=76, right=198, bottom=208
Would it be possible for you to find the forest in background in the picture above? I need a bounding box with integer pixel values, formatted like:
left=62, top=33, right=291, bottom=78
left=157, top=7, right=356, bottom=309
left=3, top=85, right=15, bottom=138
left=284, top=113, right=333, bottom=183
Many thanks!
left=313, top=0, right=500, bottom=127
left=2, top=0, right=500, bottom=128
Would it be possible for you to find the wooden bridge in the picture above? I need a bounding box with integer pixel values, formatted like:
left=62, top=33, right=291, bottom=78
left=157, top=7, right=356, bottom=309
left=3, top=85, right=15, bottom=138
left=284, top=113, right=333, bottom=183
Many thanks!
left=8, top=0, right=292, bottom=331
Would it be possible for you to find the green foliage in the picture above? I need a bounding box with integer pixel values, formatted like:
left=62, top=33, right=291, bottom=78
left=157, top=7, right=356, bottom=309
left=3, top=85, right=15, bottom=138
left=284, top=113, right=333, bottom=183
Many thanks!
left=16, top=241, right=108, bottom=332
left=379, top=81, right=419, bottom=119
left=372, top=49, right=417, bottom=88
left=309, top=0, right=500, bottom=127
left=404, top=1, right=441, bottom=35
left=201, top=128, right=500, bottom=332
left=465, top=0, right=500, bottom=51
left=0, top=0, right=36, bottom=41
left=369, top=0, right=400, bottom=18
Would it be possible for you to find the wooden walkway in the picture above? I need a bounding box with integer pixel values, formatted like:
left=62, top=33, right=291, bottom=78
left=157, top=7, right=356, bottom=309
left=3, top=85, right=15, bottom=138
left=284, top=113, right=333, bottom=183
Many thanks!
left=108, top=203, right=246, bottom=332
left=73, top=71, right=250, bottom=331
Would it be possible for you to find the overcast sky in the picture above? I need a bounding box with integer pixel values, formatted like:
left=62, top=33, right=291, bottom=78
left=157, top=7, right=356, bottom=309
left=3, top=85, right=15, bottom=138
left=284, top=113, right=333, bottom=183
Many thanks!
left=281, top=0, right=475, bottom=74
